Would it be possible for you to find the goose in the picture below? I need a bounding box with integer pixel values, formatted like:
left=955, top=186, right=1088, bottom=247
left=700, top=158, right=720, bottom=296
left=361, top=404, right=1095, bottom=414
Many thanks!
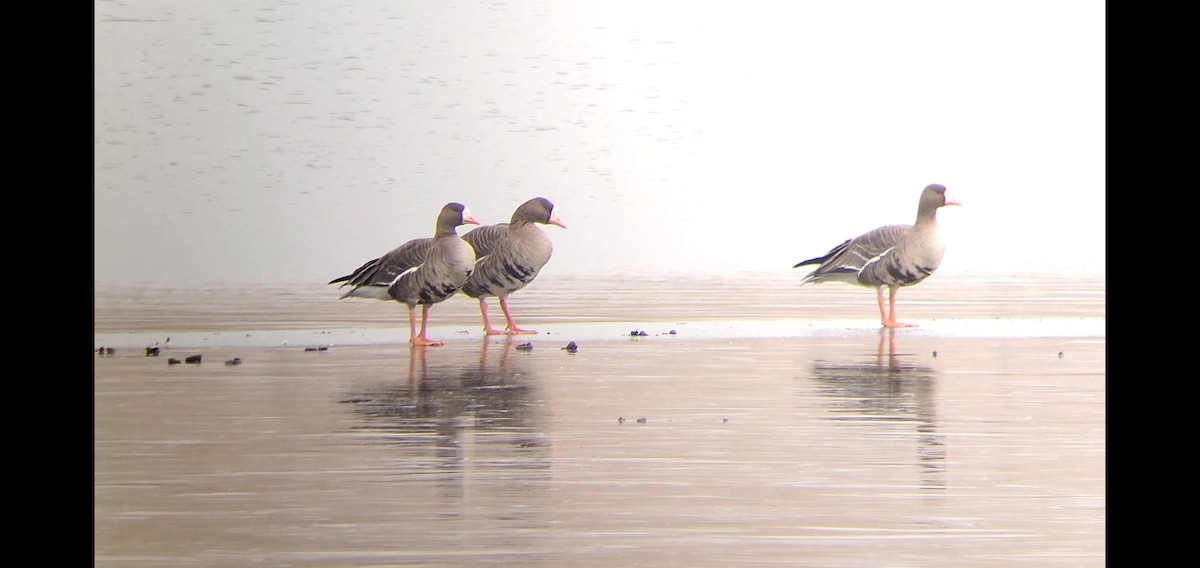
left=794, top=184, right=960, bottom=327
left=460, top=197, right=566, bottom=335
left=330, top=202, right=480, bottom=346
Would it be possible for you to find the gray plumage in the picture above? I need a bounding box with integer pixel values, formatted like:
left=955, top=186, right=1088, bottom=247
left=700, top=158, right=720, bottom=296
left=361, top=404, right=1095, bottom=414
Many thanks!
left=794, top=184, right=960, bottom=327
left=331, top=238, right=433, bottom=297
left=460, top=197, right=566, bottom=335
left=330, top=202, right=480, bottom=345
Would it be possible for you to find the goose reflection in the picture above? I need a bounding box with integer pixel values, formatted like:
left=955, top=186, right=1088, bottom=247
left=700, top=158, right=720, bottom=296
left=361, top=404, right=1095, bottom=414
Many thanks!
left=810, top=328, right=946, bottom=490
left=344, top=337, right=551, bottom=477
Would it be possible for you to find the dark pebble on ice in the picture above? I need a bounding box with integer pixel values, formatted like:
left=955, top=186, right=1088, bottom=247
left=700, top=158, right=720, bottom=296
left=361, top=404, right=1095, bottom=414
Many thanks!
left=562, top=341, right=578, bottom=352
left=168, top=358, right=182, bottom=365
left=145, top=346, right=160, bottom=357
left=225, top=358, right=242, bottom=366
left=516, top=342, right=533, bottom=351
left=185, top=355, right=202, bottom=364
left=304, top=346, right=329, bottom=352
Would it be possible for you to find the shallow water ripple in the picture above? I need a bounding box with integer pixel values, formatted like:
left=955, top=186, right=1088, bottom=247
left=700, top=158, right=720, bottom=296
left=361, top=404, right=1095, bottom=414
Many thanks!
left=96, top=327, right=1104, bottom=566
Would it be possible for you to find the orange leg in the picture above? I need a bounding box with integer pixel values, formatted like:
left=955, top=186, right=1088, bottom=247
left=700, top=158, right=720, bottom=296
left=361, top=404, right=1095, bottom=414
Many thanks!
left=407, top=305, right=418, bottom=343
left=498, top=296, right=536, bottom=335
left=876, top=287, right=889, bottom=326
left=410, top=304, right=446, bottom=346
left=477, top=298, right=506, bottom=336
left=882, top=286, right=916, bottom=328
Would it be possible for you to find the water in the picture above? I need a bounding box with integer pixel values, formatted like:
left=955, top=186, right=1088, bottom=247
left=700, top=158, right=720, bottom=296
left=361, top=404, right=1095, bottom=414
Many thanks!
left=93, top=1, right=1106, bottom=285
left=94, top=273, right=1105, bottom=566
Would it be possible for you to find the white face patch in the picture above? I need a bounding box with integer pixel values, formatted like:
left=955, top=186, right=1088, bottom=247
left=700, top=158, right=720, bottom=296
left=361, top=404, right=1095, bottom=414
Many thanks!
left=547, top=208, right=567, bottom=228
left=460, top=206, right=481, bottom=225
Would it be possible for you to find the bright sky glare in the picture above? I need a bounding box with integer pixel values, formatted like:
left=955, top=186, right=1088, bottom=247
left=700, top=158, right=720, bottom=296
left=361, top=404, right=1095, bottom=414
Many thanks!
left=94, top=1, right=1105, bottom=285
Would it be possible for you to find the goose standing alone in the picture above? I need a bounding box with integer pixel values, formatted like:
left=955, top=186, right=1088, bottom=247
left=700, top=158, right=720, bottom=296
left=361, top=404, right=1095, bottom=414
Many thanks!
left=461, top=197, right=566, bottom=335
left=794, top=184, right=960, bottom=328
left=329, top=202, right=480, bottom=346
